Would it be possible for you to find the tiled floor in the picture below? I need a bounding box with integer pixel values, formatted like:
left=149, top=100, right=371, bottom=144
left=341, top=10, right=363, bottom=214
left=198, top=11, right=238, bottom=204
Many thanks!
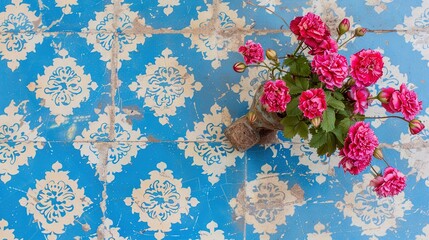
left=0, top=0, right=428, bottom=239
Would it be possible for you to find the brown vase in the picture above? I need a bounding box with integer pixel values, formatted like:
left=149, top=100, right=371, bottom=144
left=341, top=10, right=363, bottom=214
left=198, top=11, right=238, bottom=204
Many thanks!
left=224, top=83, right=283, bottom=152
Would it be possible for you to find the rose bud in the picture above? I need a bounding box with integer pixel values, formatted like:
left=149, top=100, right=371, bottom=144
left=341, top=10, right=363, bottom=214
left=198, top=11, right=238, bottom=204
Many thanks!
left=377, top=88, right=395, bottom=103
left=373, top=147, right=384, bottom=160
left=311, top=116, right=321, bottom=128
left=233, top=62, right=247, bottom=73
left=354, top=27, right=367, bottom=37
left=338, top=18, right=350, bottom=35
left=345, top=77, right=356, bottom=88
left=266, top=49, right=278, bottom=61
left=247, top=111, right=257, bottom=124
left=409, top=119, right=425, bottom=135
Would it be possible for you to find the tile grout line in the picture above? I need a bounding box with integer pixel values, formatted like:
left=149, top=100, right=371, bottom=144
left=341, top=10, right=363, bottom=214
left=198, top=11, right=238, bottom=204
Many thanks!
left=94, top=0, right=121, bottom=237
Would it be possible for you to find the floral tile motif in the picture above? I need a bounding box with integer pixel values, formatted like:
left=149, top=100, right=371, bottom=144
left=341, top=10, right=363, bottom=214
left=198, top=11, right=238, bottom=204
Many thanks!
left=199, top=221, right=225, bottom=240
left=73, top=106, right=146, bottom=183
left=184, top=2, right=247, bottom=69
left=125, top=0, right=210, bottom=30
left=177, top=103, right=245, bottom=185
left=19, top=161, right=93, bottom=240
left=230, top=163, right=305, bottom=239
left=124, top=162, right=199, bottom=240
left=306, top=222, right=332, bottom=240
left=82, top=0, right=152, bottom=70
left=0, top=101, right=45, bottom=183
left=395, top=0, right=429, bottom=67
left=129, top=47, right=203, bottom=126
left=28, top=48, right=98, bottom=125
left=416, top=224, right=429, bottom=240
left=0, top=0, right=43, bottom=71
left=336, top=171, right=413, bottom=238
left=0, top=219, right=17, bottom=239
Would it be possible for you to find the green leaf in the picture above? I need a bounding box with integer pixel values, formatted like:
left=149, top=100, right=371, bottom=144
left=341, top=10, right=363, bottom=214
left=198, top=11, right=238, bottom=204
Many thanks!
left=326, top=132, right=337, bottom=155
left=332, top=91, right=345, bottom=100
left=286, top=97, right=302, bottom=116
left=327, top=96, right=345, bottom=110
left=281, top=116, right=300, bottom=126
left=283, top=124, right=297, bottom=138
left=284, top=56, right=311, bottom=76
left=296, top=121, right=309, bottom=139
left=321, top=108, right=336, bottom=132
left=332, top=127, right=345, bottom=145
left=281, top=116, right=300, bottom=138
left=338, top=118, right=353, bottom=132
left=316, top=144, right=329, bottom=156
left=309, top=130, right=328, bottom=148
left=295, top=77, right=310, bottom=91
left=295, top=56, right=311, bottom=76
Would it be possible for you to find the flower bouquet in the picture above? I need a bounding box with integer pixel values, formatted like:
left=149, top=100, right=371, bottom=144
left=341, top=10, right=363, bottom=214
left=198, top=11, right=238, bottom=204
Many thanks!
left=224, top=13, right=426, bottom=197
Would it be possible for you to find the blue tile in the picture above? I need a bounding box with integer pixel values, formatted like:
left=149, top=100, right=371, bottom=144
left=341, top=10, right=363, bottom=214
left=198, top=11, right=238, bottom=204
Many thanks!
left=1, top=0, right=429, bottom=239
left=126, top=0, right=211, bottom=30
left=105, top=142, right=246, bottom=239
left=0, top=32, right=111, bottom=142
left=0, top=142, right=103, bottom=239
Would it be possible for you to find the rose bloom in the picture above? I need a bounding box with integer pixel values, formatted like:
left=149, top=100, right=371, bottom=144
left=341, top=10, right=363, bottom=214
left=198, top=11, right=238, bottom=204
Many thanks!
left=312, top=51, right=348, bottom=90
left=339, top=121, right=379, bottom=175
left=290, top=12, right=330, bottom=42
left=350, top=49, right=384, bottom=87
left=379, top=87, right=402, bottom=113
left=348, top=86, right=370, bottom=115
left=409, top=119, right=425, bottom=135
left=306, top=37, right=338, bottom=55
left=339, top=155, right=372, bottom=175
left=398, top=84, right=422, bottom=121
left=260, top=80, right=291, bottom=113
left=370, top=167, right=406, bottom=197
left=298, top=88, right=327, bottom=119
left=238, top=40, right=264, bottom=65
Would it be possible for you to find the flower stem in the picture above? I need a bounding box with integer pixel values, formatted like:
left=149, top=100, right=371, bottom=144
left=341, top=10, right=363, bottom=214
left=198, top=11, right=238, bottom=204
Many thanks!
left=293, top=41, right=304, bottom=56
left=364, top=115, right=407, bottom=122
left=370, top=165, right=380, bottom=176
left=382, top=158, right=390, bottom=167
left=338, top=35, right=355, bottom=49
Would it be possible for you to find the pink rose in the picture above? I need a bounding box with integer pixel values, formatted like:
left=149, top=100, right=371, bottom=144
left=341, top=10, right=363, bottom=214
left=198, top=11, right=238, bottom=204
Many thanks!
left=409, top=119, right=425, bottom=135
left=290, top=13, right=330, bottom=42
left=311, top=51, right=348, bottom=90
left=379, top=87, right=402, bottom=113
left=370, top=167, right=406, bottom=197
left=260, top=80, right=292, bottom=113
left=239, top=40, right=264, bottom=65
left=298, top=88, right=327, bottom=119
left=348, top=86, right=370, bottom=115
left=306, top=37, right=338, bottom=55
left=350, top=49, right=384, bottom=87
left=339, top=122, right=379, bottom=175
left=399, top=84, right=422, bottom=121
left=339, top=155, right=372, bottom=175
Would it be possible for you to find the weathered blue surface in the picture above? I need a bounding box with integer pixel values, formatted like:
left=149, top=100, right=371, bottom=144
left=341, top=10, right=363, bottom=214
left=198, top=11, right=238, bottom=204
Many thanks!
left=0, top=0, right=428, bottom=239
